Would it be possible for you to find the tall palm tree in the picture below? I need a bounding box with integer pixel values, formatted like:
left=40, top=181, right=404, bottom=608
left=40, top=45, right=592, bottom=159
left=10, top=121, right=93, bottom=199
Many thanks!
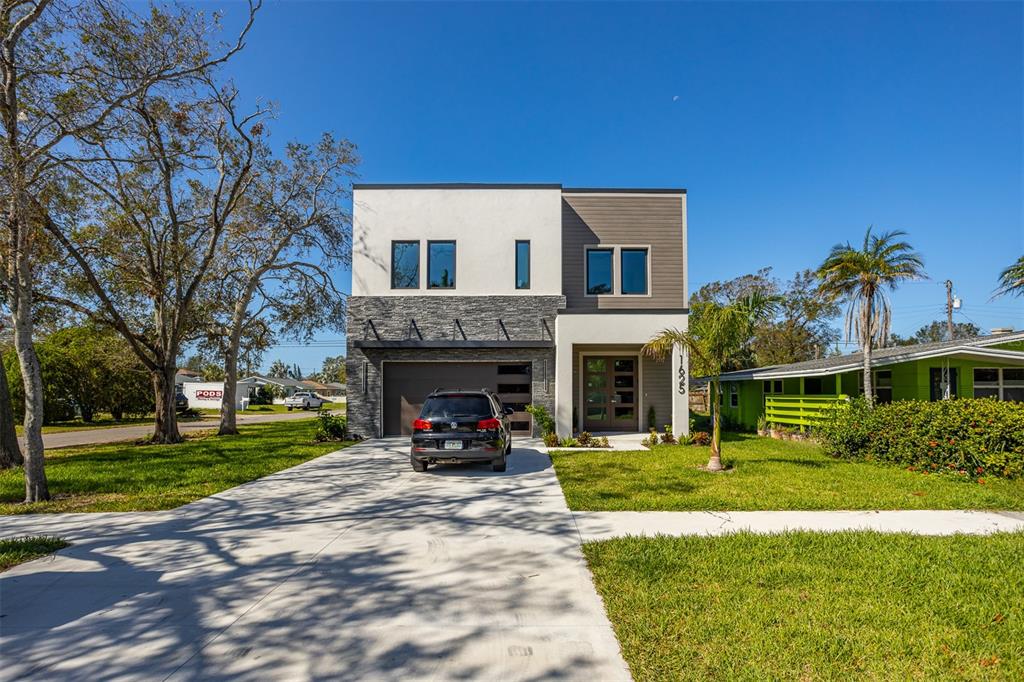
left=994, top=255, right=1024, bottom=299
left=816, top=227, right=926, bottom=405
left=643, top=292, right=778, bottom=472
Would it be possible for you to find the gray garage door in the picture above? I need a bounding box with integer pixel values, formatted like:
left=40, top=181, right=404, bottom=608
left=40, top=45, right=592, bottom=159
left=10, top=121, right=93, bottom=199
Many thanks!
left=382, top=362, right=533, bottom=436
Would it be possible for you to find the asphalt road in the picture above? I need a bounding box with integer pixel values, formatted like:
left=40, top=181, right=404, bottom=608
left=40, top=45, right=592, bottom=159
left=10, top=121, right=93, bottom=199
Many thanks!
left=21, top=410, right=335, bottom=450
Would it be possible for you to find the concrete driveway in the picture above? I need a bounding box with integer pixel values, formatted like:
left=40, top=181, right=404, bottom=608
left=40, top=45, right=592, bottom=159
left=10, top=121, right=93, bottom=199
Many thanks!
left=0, top=439, right=630, bottom=681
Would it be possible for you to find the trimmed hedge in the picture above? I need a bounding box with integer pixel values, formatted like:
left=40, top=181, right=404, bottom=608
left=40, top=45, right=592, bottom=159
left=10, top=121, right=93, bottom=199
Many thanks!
left=816, top=398, right=1024, bottom=479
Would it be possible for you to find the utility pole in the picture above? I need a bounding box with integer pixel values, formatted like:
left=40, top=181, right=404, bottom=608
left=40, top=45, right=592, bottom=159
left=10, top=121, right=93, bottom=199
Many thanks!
left=945, top=280, right=954, bottom=342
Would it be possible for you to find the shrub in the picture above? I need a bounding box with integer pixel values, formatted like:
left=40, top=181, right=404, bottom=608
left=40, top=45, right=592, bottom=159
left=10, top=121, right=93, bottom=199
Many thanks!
left=690, top=431, right=711, bottom=446
left=577, top=431, right=593, bottom=447
left=313, top=411, right=348, bottom=442
left=249, top=386, right=276, bottom=406
left=559, top=436, right=579, bottom=448
left=647, top=405, right=656, bottom=430
left=817, top=397, right=1024, bottom=479
left=641, top=428, right=660, bottom=448
left=594, top=436, right=610, bottom=448
left=543, top=432, right=559, bottom=448
left=661, top=425, right=677, bottom=445
left=526, top=403, right=556, bottom=437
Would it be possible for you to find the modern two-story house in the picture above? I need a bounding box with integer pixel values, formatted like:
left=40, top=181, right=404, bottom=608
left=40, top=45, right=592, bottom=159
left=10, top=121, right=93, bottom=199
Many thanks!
left=345, top=183, right=688, bottom=439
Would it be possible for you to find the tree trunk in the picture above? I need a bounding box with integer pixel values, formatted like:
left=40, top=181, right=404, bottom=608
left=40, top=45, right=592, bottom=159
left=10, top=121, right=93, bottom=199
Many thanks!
left=11, top=292, right=48, bottom=500
left=707, top=380, right=723, bottom=471
left=862, top=297, right=874, bottom=407
left=219, top=280, right=259, bottom=436
left=0, top=354, right=23, bottom=468
left=8, top=199, right=49, bottom=499
left=218, top=342, right=240, bottom=436
left=151, top=365, right=182, bottom=444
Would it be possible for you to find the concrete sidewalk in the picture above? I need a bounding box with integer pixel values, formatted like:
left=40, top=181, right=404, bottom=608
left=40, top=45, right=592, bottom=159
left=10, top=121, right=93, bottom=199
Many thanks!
left=573, top=509, right=1024, bottom=542
left=0, top=439, right=630, bottom=681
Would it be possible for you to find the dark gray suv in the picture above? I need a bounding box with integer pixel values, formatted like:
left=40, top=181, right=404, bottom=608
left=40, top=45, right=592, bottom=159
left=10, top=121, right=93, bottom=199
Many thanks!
left=410, top=389, right=513, bottom=472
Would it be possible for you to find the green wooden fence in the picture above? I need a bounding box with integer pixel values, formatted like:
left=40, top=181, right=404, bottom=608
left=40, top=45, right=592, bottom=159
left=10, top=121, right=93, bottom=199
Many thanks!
left=764, top=394, right=848, bottom=431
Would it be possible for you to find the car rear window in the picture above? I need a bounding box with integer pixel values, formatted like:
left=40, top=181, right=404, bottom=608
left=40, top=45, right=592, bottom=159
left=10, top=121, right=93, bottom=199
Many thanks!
left=420, top=395, right=493, bottom=419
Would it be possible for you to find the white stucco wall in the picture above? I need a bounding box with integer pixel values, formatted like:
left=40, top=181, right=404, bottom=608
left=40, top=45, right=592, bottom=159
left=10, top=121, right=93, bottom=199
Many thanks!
left=351, top=188, right=563, bottom=296
left=554, top=313, right=689, bottom=436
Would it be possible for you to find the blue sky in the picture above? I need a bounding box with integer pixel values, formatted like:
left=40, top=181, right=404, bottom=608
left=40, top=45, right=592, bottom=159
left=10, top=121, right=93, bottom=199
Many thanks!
left=214, top=1, right=1022, bottom=374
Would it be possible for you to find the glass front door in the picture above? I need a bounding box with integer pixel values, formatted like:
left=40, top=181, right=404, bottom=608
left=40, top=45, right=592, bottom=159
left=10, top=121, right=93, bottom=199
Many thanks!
left=583, top=356, right=638, bottom=432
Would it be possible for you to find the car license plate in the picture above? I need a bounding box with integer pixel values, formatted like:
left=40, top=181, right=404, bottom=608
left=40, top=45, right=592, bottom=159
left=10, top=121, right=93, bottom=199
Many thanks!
left=444, top=440, right=462, bottom=450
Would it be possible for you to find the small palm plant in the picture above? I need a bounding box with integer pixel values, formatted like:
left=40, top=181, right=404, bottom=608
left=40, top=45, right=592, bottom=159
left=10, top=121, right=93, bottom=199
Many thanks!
left=994, top=255, right=1024, bottom=299
left=816, top=227, right=925, bottom=405
left=643, top=292, right=778, bottom=472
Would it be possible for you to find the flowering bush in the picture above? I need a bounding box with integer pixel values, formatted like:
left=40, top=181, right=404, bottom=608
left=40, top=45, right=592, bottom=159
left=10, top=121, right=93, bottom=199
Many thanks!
left=816, top=397, right=1024, bottom=479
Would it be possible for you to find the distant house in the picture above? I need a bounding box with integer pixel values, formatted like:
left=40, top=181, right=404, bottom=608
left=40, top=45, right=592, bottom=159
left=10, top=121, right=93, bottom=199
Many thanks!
left=324, top=382, right=347, bottom=398
left=713, top=331, right=1024, bottom=431
left=241, top=375, right=310, bottom=402
left=174, top=368, right=204, bottom=389
left=298, top=379, right=345, bottom=399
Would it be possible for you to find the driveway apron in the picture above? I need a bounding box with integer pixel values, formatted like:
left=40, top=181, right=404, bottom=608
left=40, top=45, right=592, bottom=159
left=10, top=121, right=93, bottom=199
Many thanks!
left=0, top=439, right=630, bottom=681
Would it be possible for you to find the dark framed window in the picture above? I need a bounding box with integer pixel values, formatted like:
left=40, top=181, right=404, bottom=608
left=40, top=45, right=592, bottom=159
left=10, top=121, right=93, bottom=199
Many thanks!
left=391, top=241, right=420, bottom=289
left=515, top=240, right=530, bottom=289
left=427, top=241, right=456, bottom=289
left=586, top=248, right=613, bottom=295
left=804, top=377, right=823, bottom=395
left=620, top=248, right=648, bottom=295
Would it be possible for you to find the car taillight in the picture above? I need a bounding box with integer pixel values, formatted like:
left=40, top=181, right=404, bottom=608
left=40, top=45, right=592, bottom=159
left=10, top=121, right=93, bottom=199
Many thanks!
left=477, top=418, right=501, bottom=430
left=412, top=419, right=432, bottom=431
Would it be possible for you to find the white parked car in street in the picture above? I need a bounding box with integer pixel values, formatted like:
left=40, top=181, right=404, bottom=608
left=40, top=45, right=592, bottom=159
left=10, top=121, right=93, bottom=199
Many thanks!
left=283, top=391, right=326, bottom=410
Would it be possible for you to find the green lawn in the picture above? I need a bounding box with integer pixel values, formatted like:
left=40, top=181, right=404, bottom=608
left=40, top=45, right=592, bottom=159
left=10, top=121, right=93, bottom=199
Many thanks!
left=584, top=532, right=1024, bottom=681
left=551, top=433, right=1024, bottom=510
left=0, top=536, right=69, bottom=571
left=0, top=419, right=355, bottom=514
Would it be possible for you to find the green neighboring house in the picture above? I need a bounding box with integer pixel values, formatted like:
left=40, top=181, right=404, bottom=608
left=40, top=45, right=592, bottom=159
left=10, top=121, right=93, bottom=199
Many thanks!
left=714, top=331, right=1024, bottom=431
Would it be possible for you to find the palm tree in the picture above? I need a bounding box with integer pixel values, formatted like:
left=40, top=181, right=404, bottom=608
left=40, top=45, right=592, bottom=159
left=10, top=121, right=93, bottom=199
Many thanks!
left=643, top=292, right=778, bottom=472
left=994, top=255, right=1024, bottom=298
left=816, top=227, right=925, bottom=405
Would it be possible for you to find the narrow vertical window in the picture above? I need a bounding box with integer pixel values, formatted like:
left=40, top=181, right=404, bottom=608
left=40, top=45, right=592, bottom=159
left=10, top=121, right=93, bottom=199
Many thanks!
left=586, top=248, right=613, bottom=295
left=391, top=241, right=419, bottom=289
left=515, top=240, right=530, bottom=289
left=427, top=240, right=456, bottom=289
left=620, top=248, right=648, bottom=295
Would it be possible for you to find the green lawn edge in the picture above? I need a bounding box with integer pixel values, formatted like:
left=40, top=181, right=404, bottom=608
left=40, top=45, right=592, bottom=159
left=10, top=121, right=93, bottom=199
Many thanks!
left=583, top=531, right=1024, bottom=681
left=0, top=419, right=355, bottom=515
left=0, top=536, right=69, bottom=571
left=550, top=433, right=1024, bottom=511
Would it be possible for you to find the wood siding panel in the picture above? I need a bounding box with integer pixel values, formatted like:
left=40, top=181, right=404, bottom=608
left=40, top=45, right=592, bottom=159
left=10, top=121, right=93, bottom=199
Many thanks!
left=641, top=354, right=672, bottom=431
left=562, top=195, right=685, bottom=310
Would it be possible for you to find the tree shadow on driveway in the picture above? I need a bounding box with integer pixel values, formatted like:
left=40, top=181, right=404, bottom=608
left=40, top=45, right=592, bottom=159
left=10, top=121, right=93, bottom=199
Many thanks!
left=0, top=440, right=628, bottom=681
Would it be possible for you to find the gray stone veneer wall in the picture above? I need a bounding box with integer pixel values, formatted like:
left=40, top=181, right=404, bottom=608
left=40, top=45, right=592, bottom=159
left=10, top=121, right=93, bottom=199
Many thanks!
left=346, top=296, right=565, bottom=438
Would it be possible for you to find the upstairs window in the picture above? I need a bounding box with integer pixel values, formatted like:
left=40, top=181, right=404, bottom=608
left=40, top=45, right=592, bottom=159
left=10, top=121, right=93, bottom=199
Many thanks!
left=391, top=241, right=419, bottom=289
left=427, top=241, right=456, bottom=289
left=515, top=240, right=530, bottom=290
left=620, top=248, right=648, bottom=295
left=586, top=248, right=613, bottom=295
